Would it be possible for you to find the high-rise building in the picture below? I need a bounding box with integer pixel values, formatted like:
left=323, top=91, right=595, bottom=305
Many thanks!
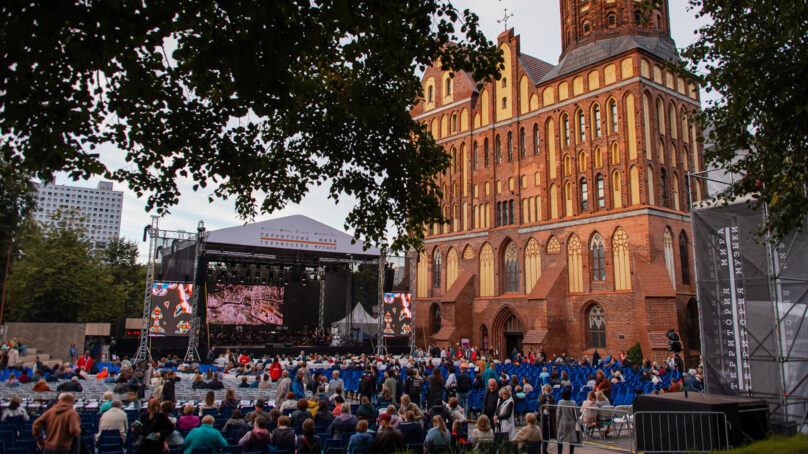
left=412, top=0, right=704, bottom=363
left=32, top=181, right=124, bottom=249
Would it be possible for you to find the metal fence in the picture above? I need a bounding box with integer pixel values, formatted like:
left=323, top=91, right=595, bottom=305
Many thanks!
left=536, top=404, right=731, bottom=453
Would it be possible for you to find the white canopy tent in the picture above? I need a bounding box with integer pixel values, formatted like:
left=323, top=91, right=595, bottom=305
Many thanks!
left=331, top=303, right=379, bottom=344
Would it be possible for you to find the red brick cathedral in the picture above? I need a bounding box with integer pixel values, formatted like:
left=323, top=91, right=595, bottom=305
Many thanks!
left=412, top=0, right=703, bottom=364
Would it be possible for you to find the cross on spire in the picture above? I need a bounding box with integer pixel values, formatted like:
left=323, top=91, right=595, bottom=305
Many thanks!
left=497, top=8, right=514, bottom=31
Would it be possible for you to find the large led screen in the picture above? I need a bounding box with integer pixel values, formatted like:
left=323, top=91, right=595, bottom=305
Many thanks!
left=207, top=284, right=284, bottom=325
left=149, top=282, right=194, bottom=336
left=382, top=292, right=412, bottom=337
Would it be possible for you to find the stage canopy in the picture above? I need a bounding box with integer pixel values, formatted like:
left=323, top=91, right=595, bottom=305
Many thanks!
left=332, top=303, right=379, bottom=337
left=206, top=214, right=381, bottom=257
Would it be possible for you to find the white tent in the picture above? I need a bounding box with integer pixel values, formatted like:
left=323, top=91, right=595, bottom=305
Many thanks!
left=331, top=304, right=379, bottom=342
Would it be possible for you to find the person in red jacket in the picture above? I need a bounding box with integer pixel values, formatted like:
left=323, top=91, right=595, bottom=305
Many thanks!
left=269, top=359, right=283, bottom=381
left=239, top=353, right=250, bottom=366
left=76, top=351, right=93, bottom=372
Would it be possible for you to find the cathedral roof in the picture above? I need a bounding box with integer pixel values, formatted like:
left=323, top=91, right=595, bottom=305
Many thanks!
left=540, top=35, right=679, bottom=83
left=518, top=54, right=556, bottom=85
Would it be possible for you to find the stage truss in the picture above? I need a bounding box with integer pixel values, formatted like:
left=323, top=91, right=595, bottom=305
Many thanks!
left=689, top=169, right=808, bottom=433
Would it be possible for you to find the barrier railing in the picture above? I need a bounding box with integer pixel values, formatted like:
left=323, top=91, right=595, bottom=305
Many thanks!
left=633, top=410, right=730, bottom=452
left=540, top=403, right=634, bottom=453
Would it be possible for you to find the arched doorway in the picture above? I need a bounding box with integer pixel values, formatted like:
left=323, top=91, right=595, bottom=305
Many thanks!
left=492, top=308, right=524, bottom=357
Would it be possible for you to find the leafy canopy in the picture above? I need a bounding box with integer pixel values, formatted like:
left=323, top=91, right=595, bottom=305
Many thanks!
left=0, top=0, right=501, bottom=251
left=682, top=0, right=808, bottom=240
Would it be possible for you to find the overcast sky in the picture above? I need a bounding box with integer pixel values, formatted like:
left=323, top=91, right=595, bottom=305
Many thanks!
left=50, top=1, right=709, bottom=262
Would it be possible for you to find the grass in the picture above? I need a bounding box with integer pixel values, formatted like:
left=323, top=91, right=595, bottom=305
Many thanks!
left=718, top=434, right=808, bottom=454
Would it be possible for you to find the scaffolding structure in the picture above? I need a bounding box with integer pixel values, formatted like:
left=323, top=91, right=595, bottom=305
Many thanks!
left=689, top=169, right=808, bottom=433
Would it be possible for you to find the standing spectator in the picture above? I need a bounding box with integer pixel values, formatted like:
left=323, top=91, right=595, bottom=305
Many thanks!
left=383, top=370, right=399, bottom=405
left=537, top=384, right=556, bottom=454
left=483, top=379, right=500, bottom=423
left=275, top=371, right=292, bottom=407
left=183, top=415, right=227, bottom=454
left=328, top=370, right=344, bottom=395
left=68, top=344, right=78, bottom=363
left=426, top=368, right=444, bottom=408
left=482, top=363, right=497, bottom=385
left=269, top=359, right=283, bottom=382
left=358, top=367, right=376, bottom=402
left=97, top=400, right=128, bottom=442
left=372, top=413, right=404, bottom=453
left=295, top=419, right=321, bottom=454
left=455, top=366, right=472, bottom=415
left=404, top=368, right=424, bottom=407
left=33, top=393, right=81, bottom=454
left=556, top=388, right=581, bottom=454
left=162, top=371, right=177, bottom=404
left=347, top=420, right=374, bottom=454
left=291, top=370, right=306, bottom=399
left=76, top=351, right=94, bottom=372
left=494, top=387, right=516, bottom=440
left=1, top=397, right=29, bottom=422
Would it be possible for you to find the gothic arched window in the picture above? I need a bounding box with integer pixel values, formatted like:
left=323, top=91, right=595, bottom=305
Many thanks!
left=580, top=177, right=589, bottom=211
left=484, top=138, right=490, bottom=167
left=680, top=231, right=691, bottom=285
left=596, top=174, right=605, bottom=209
left=504, top=242, right=519, bottom=293
left=587, top=305, right=606, bottom=348
left=507, top=131, right=514, bottom=161
left=591, top=234, right=606, bottom=281
left=433, top=249, right=442, bottom=289
left=533, top=123, right=540, bottom=155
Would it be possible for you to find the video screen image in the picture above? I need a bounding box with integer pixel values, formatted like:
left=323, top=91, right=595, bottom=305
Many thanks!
left=207, top=284, right=284, bottom=325
left=149, top=282, right=194, bottom=336
left=383, top=292, right=413, bottom=337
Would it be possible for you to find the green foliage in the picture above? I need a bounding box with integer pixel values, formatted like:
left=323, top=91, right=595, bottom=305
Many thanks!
left=718, top=434, right=808, bottom=454
left=0, top=160, right=36, bottom=251
left=627, top=342, right=643, bottom=366
left=682, top=0, right=808, bottom=241
left=6, top=211, right=144, bottom=323
left=0, top=0, right=502, bottom=251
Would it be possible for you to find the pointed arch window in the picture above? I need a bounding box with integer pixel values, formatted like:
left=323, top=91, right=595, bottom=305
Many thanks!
left=428, top=86, right=434, bottom=103
left=591, top=234, right=606, bottom=281
left=580, top=177, right=589, bottom=211
left=561, top=114, right=571, bottom=147
left=495, top=134, right=502, bottom=164
left=592, top=104, right=602, bottom=138
left=663, top=228, right=676, bottom=289
left=596, top=174, right=605, bottom=208
left=613, top=228, right=631, bottom=290
left=504, top=315, right=522, bottom=333
left=533, top=123, right=540, bottom=155
left=520, top=128, right=526, bottom=158
left=608, top=99, right=618, bottom=134
left=587, top=305, right=606, bottom=348
left=507, top=131, right=514, bottom=161
left=577, top=109, right=586, bottom=143
left=473, top=141, right=479, bottom=169
left=432, top=304, right=442, bottom=334
left=504, top=242, right=519, bottom=293
left=484, top=138, right=490, bottom=167
left=446, top=78, right=452, bottom=96
left=433, top=249, right=442, bottom=288
left=680, top=231, right=691, bottom=285
left=660, top=168, right=668, bottom=207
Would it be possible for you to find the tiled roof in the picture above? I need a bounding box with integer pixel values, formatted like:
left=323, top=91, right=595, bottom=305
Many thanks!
left=519, top=54, right=556, bottom=85
left=539, top=35, right=679, bottom=83
left=441, top=273, right=474, bottom=303
left=523, top=330, right=548, bottom=345
left=432, top=325, right=455, bottom=341
left=635, top=258, right=676, bottom=298
left=526, top=264, right=565, bottom=300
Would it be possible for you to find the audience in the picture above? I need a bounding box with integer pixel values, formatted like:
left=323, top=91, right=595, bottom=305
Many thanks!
left=182, top=415, right=227, bottom=454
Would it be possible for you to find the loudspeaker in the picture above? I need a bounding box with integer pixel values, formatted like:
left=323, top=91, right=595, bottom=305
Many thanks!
left=633, top=393, right=769, bottom=451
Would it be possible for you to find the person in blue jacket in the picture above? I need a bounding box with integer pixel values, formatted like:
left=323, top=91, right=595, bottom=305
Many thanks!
left=291, top=370, right=306, bottom=399
left=183, top=415, right=227, bottom=454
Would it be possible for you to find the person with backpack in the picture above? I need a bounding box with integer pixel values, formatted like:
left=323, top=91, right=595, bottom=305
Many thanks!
left=405, top=368, right=424, bottom=407
left=455, top=366, right=472, bottom=416
left=358, top=367, right=376, bottom=402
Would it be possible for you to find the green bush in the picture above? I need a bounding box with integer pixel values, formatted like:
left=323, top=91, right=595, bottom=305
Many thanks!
left=626, top=342, right=643, bottom=366
left=720, top=434, right=808, bottom=454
